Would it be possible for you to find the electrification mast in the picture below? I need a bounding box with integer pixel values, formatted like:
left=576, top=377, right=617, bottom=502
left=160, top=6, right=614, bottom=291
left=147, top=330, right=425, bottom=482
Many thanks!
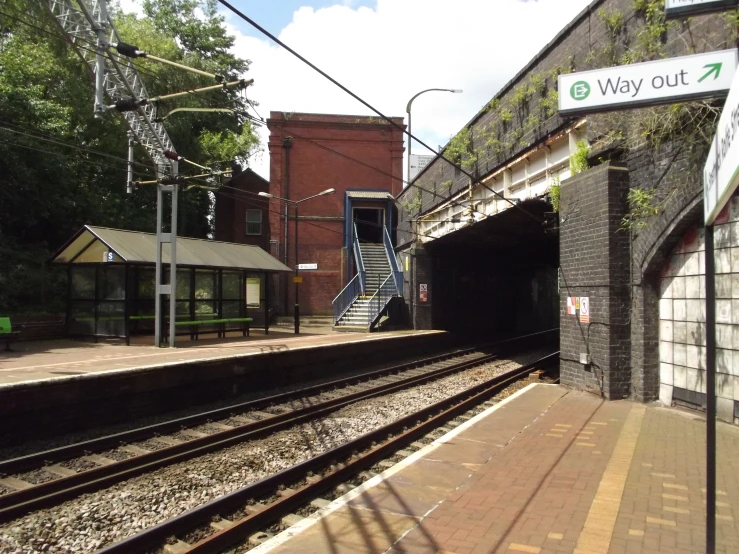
left=44, top=0, right=179, bottom=347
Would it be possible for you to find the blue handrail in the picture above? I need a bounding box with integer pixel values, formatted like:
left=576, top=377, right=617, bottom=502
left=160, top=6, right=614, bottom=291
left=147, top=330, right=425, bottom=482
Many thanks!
left=353, top=222, right=366, bottom=295
left=383, top=225, right=403, bottom=297
left=332, top=273, right=362, bottom=324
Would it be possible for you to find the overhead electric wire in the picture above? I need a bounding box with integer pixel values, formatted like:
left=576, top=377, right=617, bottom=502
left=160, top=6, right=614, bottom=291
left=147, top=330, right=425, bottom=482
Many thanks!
left=0, top=138, right=152, bottom=178
left=0, top=123, right=154, bottom=171
left=238, top=107, right=488, bottom=220
left=0, top=10, right=160, bottom=82
left=217, top=0, right=543, bottom=224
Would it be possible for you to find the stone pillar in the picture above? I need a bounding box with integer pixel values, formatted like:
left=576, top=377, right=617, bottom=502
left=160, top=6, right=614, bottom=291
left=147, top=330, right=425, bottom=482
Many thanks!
left=411, top=243, right=434, bottom=330
left=559, top=162, right=631, bottom=399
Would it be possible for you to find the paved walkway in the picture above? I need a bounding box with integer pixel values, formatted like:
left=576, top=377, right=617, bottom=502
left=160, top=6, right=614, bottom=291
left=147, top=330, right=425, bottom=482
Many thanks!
left=258, top=384, right=739, bottom=554
left=0, top=328, right=434, bottom=385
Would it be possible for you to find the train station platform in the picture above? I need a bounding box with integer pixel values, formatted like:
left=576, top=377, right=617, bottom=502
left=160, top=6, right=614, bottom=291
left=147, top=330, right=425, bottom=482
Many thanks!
left=0, top=328, right=450, bottom=444
left=257, top=384, right=739, bottom=554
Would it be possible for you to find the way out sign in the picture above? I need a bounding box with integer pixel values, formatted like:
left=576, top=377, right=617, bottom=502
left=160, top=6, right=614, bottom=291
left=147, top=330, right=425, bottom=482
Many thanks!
left=559, top=49, right=738, bottom=116
left=666, top=0, right=739, bottom=18
left=704, top=57, right=739, bottom=224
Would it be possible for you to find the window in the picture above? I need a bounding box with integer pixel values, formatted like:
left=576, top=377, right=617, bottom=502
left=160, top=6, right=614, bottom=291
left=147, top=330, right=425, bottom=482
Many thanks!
left=246, top=209, right=262, bottom=235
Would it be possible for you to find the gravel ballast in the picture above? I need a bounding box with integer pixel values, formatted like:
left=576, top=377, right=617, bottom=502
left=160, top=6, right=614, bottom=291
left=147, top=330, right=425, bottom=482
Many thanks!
left=0, top=351, right=548, bottom=554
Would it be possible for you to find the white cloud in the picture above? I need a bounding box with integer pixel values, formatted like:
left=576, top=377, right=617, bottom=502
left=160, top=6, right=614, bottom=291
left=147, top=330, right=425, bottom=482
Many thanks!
left=225, top=0, right=591, bottom=181
left=120, top=0, right=593, bottom=180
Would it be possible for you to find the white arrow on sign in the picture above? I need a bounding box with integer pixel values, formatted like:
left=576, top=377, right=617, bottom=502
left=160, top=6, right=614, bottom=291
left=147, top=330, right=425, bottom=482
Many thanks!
left=704, top=59, right=739, bottom=225
left=665, top=0, right=739, bottom=19
left=559, top=50, right=738, bottom=116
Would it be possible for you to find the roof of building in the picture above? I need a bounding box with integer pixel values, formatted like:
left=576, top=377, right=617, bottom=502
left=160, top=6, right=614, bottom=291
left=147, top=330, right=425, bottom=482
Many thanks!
left=346, top=191, right=394, bottom=200
left=51, top=225, right=292, bottom=272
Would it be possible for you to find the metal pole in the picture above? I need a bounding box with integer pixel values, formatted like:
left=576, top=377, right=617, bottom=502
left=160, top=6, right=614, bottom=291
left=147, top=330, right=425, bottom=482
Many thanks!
left=406, top=108, right=412, bottom=184
left=705, top=223, right=716, bottom=554
left=169, top=160, right=178, bottom=347
left=126, top=135, right=134, bottom=193
left=154, top=182, right=164, bottom=347
left=294, top=203, right=300, bottom=334
left=283, top=138, right=292, bottom=315
left=93, top=0, right=108, bottom=119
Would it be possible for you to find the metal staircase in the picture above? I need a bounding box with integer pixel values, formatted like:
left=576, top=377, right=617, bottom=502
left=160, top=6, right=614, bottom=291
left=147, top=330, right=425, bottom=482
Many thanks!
left=332, top=224, right=403, bottom=331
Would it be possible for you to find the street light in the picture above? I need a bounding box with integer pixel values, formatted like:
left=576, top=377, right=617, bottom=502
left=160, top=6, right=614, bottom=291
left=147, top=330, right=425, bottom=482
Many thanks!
left=259, top=188, right=335, bottom=333
left=406, top=88, right=463, bottom=183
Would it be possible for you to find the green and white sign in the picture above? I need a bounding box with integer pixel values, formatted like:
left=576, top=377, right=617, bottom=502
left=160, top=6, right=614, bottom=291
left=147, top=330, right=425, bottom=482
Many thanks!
left=558, top=50, right=738, bottom=116
left=666, top=0, right=739, bottom=19
left=704, top=62, right=739, bottom=224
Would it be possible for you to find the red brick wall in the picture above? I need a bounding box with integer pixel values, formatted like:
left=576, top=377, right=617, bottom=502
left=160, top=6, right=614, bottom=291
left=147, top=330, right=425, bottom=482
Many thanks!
left=267, top=112, right=405, bottom=315
left=214, top=169, right=271, bottom=252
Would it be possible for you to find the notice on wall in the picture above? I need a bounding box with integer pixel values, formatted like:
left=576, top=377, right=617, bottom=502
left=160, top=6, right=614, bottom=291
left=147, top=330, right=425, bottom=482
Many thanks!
left=246, top=277, right=261, bottom=308
left=419, top=283, right=428, bottom=303
left=567, top=297, right=577, bottom=316
left=104, top=251, right=114, bottom=262
left=579, top=297, right=590, bottom=323
left=665, top=0, right=739, bottom=19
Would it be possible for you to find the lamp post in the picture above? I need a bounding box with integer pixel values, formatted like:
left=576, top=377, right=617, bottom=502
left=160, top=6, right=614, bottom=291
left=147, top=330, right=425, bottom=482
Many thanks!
left=259, top=188, right=335, bottom=333
left=406, top=88, right=463, bottom=183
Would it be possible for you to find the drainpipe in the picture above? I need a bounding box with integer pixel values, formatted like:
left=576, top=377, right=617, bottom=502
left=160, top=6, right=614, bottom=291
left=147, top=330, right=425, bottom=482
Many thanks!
left=283, top=137, right=292, bottom=314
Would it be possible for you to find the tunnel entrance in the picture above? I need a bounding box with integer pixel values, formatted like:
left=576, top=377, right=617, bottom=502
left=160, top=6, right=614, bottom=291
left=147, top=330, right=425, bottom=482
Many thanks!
left=424, top=200, right=558, bottom=339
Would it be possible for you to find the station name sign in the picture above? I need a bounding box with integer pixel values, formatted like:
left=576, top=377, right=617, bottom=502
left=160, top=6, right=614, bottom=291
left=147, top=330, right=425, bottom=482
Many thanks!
left=665, top=0, right=739, bottom=18
left=558, top=50, right=738, bottom=116
left=704, top=60, right=739, bottom=224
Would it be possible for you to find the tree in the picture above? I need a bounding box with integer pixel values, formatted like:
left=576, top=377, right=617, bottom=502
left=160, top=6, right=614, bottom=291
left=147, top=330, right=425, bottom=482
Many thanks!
left=0, top=0, right=260, bottom=314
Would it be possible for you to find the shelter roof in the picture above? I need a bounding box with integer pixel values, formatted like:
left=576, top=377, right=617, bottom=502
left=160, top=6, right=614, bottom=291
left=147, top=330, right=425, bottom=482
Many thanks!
left=346, top=191, right=394, bottom=200
left=51, top=226, right=291, bottom=272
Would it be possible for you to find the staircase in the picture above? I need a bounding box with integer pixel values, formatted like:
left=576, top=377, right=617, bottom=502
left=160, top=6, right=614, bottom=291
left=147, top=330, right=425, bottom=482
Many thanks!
left=332, top=225, right=403, bottom=332
left=359, top=243, right=392, bottom=296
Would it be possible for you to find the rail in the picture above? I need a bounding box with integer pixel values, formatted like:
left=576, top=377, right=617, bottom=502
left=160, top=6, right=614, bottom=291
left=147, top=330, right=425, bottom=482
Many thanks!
left=331, top=273, right=362, bottom=324
left=383, top=225, right=403, bottom=297
left=352, top=222, right=366, bottom=295
left=365, top=273, right=395, bottom=328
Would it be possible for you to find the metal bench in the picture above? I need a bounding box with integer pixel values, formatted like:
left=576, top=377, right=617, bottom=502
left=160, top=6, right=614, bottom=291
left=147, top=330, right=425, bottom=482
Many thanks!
left=0, top=317, right=21, bottom=351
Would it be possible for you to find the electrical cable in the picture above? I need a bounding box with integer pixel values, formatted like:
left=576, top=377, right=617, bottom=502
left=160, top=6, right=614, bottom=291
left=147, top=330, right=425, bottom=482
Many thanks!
left=217, top=0, right=543, bottom=224
left=237, top=106, right=489, bottom=221
left=0, top=10, right=160, bottom=81
left=0, top=124, right=154, bottom=171
left=0, top=138, right=152, bottom=178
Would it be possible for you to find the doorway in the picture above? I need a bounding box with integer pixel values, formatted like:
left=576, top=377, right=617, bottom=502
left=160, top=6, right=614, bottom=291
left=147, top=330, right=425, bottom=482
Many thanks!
left=353, top=208, right=384, bottom=243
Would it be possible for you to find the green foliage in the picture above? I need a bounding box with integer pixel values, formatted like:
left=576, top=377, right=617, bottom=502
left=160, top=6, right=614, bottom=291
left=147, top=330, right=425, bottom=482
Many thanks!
left=570, top=140, right=590, bottom=175
left=549, top=177, right=561, bottom=213
left=599, top=8, right=624, bottom=38
left=445, top=128, right=477, bottom=170
left=440, top=180, right=454, bottom=195
left=0, top=0, right=258, bottom=314
left=620, top=187, right=659, bottom=231
left=400, top=189, right=423, bottom=214
left=499, top=108, right=513, bottom=123
left=633, top=0, right=671, bottom=59
left=539, top=89, right=559, bottom=118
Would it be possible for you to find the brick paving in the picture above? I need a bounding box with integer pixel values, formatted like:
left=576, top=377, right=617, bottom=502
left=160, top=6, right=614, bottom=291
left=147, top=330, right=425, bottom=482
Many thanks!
left=262, top=384, right=739, bottom=554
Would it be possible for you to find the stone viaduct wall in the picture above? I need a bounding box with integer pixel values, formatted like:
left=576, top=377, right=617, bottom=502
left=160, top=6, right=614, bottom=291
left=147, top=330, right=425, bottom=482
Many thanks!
left=396, top=0, right=737, bottom=404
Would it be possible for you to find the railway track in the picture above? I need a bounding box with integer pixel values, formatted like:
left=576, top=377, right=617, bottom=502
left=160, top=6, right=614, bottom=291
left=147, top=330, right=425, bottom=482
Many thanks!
left=0, top=331, right=553, bottom=521
left=96, top=351, right=558, bottom=554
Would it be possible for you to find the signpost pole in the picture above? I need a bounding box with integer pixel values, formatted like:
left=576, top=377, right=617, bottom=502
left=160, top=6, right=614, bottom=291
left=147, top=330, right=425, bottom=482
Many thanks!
left=294, top=203, right=300, bottom=335
left=705, top=224, right=716, bottom=554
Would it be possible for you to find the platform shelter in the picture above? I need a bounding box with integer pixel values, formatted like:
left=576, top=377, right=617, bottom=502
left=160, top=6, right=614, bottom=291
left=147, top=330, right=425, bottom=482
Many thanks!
left=51, top=225, right=292, bottom=342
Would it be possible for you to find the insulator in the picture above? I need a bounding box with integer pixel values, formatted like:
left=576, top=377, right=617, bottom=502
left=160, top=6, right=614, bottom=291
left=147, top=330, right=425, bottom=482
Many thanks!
left=115, top=97, right=146, bottom=112
left=115, top=42, right=142, bottom=58
left=164, top=150, right=181, bottom=161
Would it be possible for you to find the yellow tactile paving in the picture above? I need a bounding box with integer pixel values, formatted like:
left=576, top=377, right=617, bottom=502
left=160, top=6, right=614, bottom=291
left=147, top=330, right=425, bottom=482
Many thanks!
left=573, top=404, right=645, bottom=554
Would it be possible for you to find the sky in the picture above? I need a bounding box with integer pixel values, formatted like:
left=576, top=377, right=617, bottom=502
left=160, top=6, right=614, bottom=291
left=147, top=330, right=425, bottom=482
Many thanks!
left=120, top=0, right=593, bottom=180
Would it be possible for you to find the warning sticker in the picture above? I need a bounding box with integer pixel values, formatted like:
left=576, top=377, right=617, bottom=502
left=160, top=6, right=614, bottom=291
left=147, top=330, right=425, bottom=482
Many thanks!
left=579, top=297, right=590, bottom=323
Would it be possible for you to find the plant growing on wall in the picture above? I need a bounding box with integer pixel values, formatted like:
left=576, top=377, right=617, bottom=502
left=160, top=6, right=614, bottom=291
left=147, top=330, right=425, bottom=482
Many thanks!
left=548, top=177, right=561, bottom=212
left=620, top=187, right=659, bottom=231
left=570, top=140, right=590, bottom=175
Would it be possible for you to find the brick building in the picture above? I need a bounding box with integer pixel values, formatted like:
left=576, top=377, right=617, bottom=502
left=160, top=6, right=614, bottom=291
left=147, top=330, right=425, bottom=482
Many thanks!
left=266, top=112, right=405, bottom=315
left=214, top=167, right=270, bottom=252
left=395, top=0, right=739, bottom=420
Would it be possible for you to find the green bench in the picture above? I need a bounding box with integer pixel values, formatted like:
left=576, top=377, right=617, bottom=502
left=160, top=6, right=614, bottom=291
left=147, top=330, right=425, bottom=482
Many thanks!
left=0, top=317, right=21, bottom=351
left=174, top=317, right=253, bottom=340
